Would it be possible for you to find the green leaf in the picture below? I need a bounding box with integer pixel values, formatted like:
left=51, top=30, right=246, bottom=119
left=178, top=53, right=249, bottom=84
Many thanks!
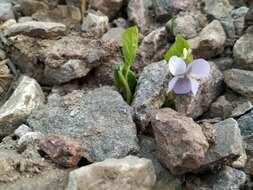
left=127, top=70, right=137, bottom=92
left=122, top=26, right=139, bottom=66
left=167, top=17, right=175, bottom=33
left=114, top=65, right=123, bottom=90
left=164, top=34, right=192, bottom=63
left=163, top=91, right=174, bottom=107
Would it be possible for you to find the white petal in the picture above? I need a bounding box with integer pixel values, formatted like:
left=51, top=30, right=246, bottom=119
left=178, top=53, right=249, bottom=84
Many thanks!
left=169, top=56, right=186, bottom=76
left=188, top=59, right=210, bottom=79
left=190, top=78, right=199, bottom=96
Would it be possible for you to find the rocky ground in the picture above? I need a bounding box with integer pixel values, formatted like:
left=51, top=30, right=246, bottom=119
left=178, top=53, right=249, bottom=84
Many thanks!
left=0, top=0, right=253, bottom=189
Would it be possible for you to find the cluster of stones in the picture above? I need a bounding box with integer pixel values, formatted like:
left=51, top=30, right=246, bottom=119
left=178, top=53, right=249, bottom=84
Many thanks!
left=0, top=0, right=253, bottom=190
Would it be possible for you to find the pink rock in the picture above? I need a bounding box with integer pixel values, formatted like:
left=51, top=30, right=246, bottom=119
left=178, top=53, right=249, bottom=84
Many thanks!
left=151, top=108, right=209, bottom=175
left=39, top=134, right=83, bottom=168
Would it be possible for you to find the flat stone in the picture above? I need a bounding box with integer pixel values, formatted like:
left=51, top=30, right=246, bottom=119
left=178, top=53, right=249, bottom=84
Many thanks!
left=39, top=134, right=83, bottom=168
left=28, top=87, right=139, bottom=162
left=175, top=62, right=224, bottom=119
left=8, top=32, right=118, bottom=85
left=82, top=11, right=109, bottom=36
left=65, top=156, right=156, bottom=190
left=189, top=20, right=226, bottom=59
left=232, top=7, right=249, bottom=36
left=199, top=118, right=245, bottom=170
left=224, top=69, right=253, bottom=99
left=151, top=108, right=209, bottom=175
left=233, top=32, right=253, bottom=70
left=131, top=60, right=171, bottom=131
left=6, top=21, right=67, bottom=39
left=0, top=75, right=45, bottom=137
left=0, top=3, right=15, bottom=22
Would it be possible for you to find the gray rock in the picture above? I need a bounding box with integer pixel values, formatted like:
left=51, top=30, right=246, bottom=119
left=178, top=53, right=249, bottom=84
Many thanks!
left=0, top=49, right=6, bottom=61
left=175, top=62, right=224, bottom=119
left=28, top=87, right=139, bottom=162
left=189, top=20, right=226, bottom=59
left=0, top=3, right=15, bottom=22
left=232, top=6, right=249, bottom=36
left=238, top=110, right=253, bottom=136
left=0, top=75, right=44, bottom=137
left=17, top=0, right=49, bottom=16
left=233, top=32, right=253, bottom=70
left=173, top=11, right=207, bottom=39
left=127, top=0, right=154, bottom=34
left=65, top=156, right=156, bottom=190
left=219, top=16, right=236, bottom=44
left=204, top=0, right=233, bottom=19
left=246, top=5, right=253, bottom=26
left=8, top=32, right=118, bottom=85
left=82, top=11, right=109, bottom=36
left=208, top=96, right=233, bottom=119
left=0, top=136, right=69, bottom=189
left=90, top=0, right=124, bottom=19
left=151, top=108, right=209, bottom=175
left=14, top=124, right=32, bottom=138
left=6, top=21, right=67, bottom=39
left=131, top=60, right=170, bottom=131
left=18, top=16, right=33, bottom=23
left=32, top=5, right=82, bottom=28
left=224, top=69, right=253, bottom=99
left=213, top=57, right=233, bottom=71
left=231, top=97, right=253, bottom=117
left=138, top=27, right=169, bottom=67
left=186, top=166, right=246, bottom=190
left=102, top=27, right=125, bottom=46
left=199, top=118, right=245, bottom=170
left=138, top=136, right=183, bottom=190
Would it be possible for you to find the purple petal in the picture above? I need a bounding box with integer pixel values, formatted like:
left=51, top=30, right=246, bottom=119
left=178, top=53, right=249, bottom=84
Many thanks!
left=172, top=77, right=191, bottom=94
left=169, top=56, right=186, bottom=76
left=187, top=59, right=210, bottom=79
left=168, top=77, right=179, bottom=92
left=190, top=78, right=199, bottom=96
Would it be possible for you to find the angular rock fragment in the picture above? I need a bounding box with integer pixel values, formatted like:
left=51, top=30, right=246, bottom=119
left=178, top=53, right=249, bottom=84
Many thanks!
left=224, top=69, right=253, bottom=99
left=233, top=31, right=253, bottom=70
left=175, top=62, right=223, bottom=119
left=28, top=87, right=139, bottom=162
left=189, top=20, right=226, bottom=59
left=6, top=21, right=67, bottom=39
left=39, top=134, right=83, bottom=168
left=82, top=11, right=109, bottom=36
left=199, top=118, right=245, bottom=170
left=65, top=156, right=156, bottom=190
left=151, top=108, right=209, bottom=175
left=0, top=75, right=44, bottom=137
left=132, top=60, right=170, bottom=130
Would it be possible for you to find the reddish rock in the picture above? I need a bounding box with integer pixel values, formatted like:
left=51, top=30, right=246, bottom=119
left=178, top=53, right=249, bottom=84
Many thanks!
left=39, top=134, right=83, bottom=168
left=151, top=108, right=209, bottom=175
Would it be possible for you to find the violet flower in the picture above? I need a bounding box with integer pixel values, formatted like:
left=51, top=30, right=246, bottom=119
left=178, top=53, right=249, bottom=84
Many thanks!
left=168, top=56, right=210, bottom=96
